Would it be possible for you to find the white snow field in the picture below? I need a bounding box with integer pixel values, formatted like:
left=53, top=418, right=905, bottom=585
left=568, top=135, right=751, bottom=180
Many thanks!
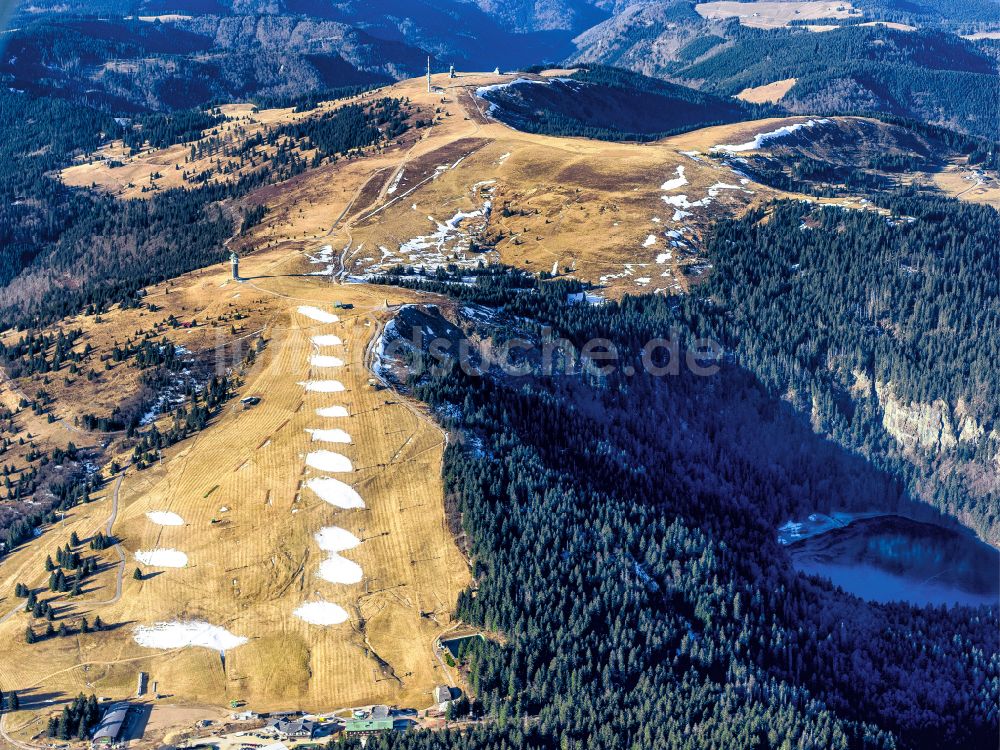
left=711, top=119, right=830, bottom=153
left=316, top=405, right=349, bottom=417
left=315, top=526, right=363, bottom=584
left=294, top=601, right=349, bottom=625
left=660, top=166, right=688, bottom=191
left=306, top=477, right=365, bottom=508
left=297, top=306, right=340, bottom=323
left=319, top=555, right=363, bottom=584
left=134, top=620, right=247, bottom=650
left=299, top=380, right=345, bottom=393
left=312, top=334, right=343, bottom=346
left=135, top=549, right=188, bottom=567
left=146, top=511, right=184, bottom=526
left=387, top=169, right=405, bottom=194
left=306, top=428, right=352, bottom=443
left=305, top=451, right=354, bottom=473
left=309, top=354, right=345, bottom=368
left=316, top=525, right=361, bottom=552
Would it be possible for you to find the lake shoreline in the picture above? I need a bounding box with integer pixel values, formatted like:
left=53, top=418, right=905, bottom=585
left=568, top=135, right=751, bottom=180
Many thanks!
left=786, top=514, right=1000, bottom=607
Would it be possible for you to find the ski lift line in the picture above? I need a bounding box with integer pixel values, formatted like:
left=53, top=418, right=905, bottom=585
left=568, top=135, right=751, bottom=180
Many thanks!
left=354, top=141, right=491, bottom=224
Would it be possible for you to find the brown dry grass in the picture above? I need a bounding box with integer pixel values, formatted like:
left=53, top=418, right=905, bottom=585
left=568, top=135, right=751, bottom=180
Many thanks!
left=736, top=78, right=798, bottom=104
left=60, top=88, right=413, bottom=201
left=929, top=162, right=1000, bottom=208
left=0, top=254, right=470, bottom=740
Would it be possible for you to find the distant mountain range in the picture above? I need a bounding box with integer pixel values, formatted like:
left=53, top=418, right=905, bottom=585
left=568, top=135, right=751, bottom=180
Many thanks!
left=3, top=0, right=999, bottom=136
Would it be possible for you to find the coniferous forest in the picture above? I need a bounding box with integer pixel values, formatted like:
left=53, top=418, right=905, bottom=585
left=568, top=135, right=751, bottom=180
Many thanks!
left=0, top=91, right=409, bottom=328
left=350, top=184, right=1000, bottom=749
left=352, top=253, right=1000, bottom=749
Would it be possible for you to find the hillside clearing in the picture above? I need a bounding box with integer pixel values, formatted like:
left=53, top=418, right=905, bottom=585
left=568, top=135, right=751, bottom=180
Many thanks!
left=736, top=78, right=798, bottom=103
left=695, top=1, right=859, bottom=29
left=0, top=264, right=470, bottom=725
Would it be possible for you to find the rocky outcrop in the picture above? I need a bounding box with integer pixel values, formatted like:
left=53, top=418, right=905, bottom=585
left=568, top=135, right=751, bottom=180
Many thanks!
left=874, top=380, right=992, bottom=455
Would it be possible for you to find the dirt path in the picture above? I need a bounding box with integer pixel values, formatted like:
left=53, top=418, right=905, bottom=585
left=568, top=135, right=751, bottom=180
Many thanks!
left=97, top=468, right=128, bottom=607
left=0, top=467, right=128, bottom=631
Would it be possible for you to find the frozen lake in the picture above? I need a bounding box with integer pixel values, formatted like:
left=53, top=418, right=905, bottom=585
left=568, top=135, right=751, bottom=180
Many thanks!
left=788, top=515, right=999, bottom=608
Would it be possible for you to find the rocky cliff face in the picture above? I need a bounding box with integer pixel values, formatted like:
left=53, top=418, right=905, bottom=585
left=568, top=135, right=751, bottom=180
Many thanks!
left=842, top=374, right=1000, bottom=545
left=874, top=381, right=995, bottom=457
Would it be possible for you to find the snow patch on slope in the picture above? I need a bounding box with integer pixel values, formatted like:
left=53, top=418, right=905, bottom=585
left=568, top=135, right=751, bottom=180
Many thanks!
left=294, top=601, right=348, bottom=626
left=306, top=477, right=365, bottom=508
left=146, top=511, right=184, bottom=526
left=134, top=620, right=246, bottom=651
left=306, top=451, right=353, bottom=473
left=297, top=306, right=339, bottom=323
left=711, top=119, right=830, bottom=153
left=135, top=549, right=188, bottom=567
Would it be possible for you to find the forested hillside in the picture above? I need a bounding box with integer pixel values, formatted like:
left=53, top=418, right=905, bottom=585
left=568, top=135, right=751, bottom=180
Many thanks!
left=0, top=90, right=115, bottom=289
left=356, top=268, right=1000, bottom=749
left=0, top=5, right=997, bottom=746
left=479, top=66, right=755, bottom=141
left=854, top=0, right=1000, bottom=27
left=697, top=195, right=1000, bottom=542
left=0, top=16, right=399, bottom=112
left=4, top=0, right=999, bottom=142
left=0, top=0, right=593, bottom=110
left=675, top=27, right=1000, bottom=139
left=0, top=92, right=410, bottom=328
